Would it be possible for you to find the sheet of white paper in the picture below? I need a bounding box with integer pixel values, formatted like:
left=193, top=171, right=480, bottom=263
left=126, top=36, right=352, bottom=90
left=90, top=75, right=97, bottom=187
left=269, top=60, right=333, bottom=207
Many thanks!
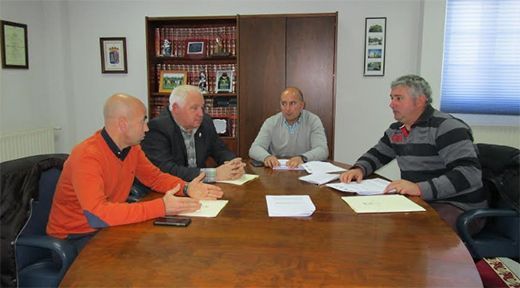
left=326, top=178, right=391, bottom=195
left=217, top=174, right=259, bottom=185
left=272, top=159, right=305, bottom=171
left=342, top=194, right=425, bottom=213
left=301, top=161, right=346, bottom=174
left=178, top=200, right=229, bottom=217
left=266, top=195, right=316, bottom=217
left=299, top=173, right=339, bottom=185
left=213, top=119, right=227, bottom=134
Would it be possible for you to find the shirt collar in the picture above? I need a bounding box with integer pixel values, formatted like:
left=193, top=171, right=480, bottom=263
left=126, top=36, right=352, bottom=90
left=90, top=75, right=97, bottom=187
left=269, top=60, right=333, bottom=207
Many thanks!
left=397, top=105, right=434, bottom=129
left=283, top=112, right=303, bottom=127
left=413, top=105, right=435, bottom=126
left=101, top=128, right=131, bottom=161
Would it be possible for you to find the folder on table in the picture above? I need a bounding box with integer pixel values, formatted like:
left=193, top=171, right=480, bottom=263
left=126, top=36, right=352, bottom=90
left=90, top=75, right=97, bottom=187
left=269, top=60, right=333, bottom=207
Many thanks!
left=217, top=174, right=259, bottom=185
left=178, top=200, right=228, bottom=217
left=342, top=194, right=425, bottom=213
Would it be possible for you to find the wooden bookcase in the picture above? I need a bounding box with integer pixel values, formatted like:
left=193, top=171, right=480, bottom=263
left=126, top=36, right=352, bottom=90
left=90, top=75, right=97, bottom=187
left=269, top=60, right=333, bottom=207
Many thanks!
left=146, top=14, right=337, bottom=159
left=145, top=16, right=239, bottom=154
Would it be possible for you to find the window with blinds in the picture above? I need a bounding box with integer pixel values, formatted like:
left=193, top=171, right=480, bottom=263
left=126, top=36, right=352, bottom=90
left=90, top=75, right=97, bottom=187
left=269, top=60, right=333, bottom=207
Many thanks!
left=440, top=0, right=520, bottom=116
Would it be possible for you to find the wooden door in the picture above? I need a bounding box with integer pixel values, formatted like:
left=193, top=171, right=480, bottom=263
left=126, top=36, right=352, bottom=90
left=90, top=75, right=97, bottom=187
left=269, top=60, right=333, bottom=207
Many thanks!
left=238, top=16, right=286, bottom=157
left=286, top=15, right=336, bottom=158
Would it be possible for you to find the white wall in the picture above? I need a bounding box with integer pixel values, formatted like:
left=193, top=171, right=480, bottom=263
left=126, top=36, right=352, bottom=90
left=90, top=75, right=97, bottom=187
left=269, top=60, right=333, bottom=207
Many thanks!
left=1, top=0, right=518, bottom=180
left=0, top=0, right=51, bottom=133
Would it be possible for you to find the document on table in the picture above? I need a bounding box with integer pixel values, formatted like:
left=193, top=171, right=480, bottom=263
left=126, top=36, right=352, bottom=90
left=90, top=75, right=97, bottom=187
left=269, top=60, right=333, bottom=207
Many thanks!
left=299, top=173, right=339, bottom=185
left=272, top=159, right=305, bottom=171
left=217, top=174, right=259, bottom=185
left=266, top=195, right=316, bottom=217
left=342, top=194, right=425, bottom=213
left=178, top=200, right=228, bottom=217
left=326, top=178, right=391, bottom=195
left=301, top=161, right=346, bottom=174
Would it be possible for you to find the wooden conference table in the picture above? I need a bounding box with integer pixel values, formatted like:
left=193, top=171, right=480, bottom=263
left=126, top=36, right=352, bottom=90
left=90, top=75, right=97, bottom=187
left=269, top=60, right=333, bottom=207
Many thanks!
left=61, top=162, right=482, bottom=287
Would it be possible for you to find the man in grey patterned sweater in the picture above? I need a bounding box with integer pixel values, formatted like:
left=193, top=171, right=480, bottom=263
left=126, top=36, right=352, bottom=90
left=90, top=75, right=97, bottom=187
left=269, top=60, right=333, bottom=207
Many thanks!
left=340, top=75, right=487, bottom=234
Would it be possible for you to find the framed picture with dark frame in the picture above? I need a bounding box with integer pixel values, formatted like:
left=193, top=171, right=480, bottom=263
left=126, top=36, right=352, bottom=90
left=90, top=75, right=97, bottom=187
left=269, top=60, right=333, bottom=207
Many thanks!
left=99, top=37, right=127, bottom=73
left=1, top=20, right=29, bottom=69
left=187, top=41, right=204, bottom=56
left=363, top=17, right=386, bottom=76
left=159, top=70, right=187, bottom=93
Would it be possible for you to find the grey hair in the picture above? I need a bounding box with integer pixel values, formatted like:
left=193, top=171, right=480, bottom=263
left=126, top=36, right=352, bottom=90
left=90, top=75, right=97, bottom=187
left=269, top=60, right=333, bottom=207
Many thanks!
left=391, top=74, right=432, bottom=104
left=169, top=85, right=202, bottom=110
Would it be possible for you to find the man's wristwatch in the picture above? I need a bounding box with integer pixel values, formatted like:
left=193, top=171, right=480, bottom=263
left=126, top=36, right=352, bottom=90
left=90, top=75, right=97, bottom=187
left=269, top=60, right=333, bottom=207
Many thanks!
left=182, top=183, right=190, bottom=197
left=300, top=155, right=308, bottom=163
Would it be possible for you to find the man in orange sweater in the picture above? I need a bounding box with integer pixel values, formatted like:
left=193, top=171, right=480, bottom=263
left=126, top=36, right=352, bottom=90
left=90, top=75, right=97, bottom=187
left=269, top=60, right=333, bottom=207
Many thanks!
left=47, top=93, right=223, bottom=250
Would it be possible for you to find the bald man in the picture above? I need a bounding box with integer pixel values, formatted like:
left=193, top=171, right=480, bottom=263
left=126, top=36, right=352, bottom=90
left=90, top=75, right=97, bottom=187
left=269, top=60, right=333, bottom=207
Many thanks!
left=47, top=93, right=223, bottom=251
left=249, top=87, right=329, bottom=168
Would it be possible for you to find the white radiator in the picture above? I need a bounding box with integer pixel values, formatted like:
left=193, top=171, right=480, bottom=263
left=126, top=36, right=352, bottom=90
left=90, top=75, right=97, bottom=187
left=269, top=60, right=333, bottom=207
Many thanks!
left=0, top=128, right=56, bottom=162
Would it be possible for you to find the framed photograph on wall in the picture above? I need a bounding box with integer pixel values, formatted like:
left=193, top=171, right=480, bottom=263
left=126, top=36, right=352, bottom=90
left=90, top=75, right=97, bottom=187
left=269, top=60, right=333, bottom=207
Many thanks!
left=215, top=70, right=233, bottom=93
left=100, top=37, right=127, bottom=73
left=159, top=70, right=187, bottom=93
left=363, top=17, right=386, bottom=76
left=1, top=20, right=29, bottom=69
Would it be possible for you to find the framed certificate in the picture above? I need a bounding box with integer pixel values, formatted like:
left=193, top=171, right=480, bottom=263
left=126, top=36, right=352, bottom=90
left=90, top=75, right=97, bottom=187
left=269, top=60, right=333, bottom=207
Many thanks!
left=1, top=20, right=29, bottom=69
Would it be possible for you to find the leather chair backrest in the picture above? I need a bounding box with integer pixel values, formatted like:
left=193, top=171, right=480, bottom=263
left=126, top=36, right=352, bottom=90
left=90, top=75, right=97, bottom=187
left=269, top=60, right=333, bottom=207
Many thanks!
left=0, top=154, right=67, bottom=287
left=476, top=143, right=519, bottom=256
left=19, top=168, right=61, bottom=237
left=477, top=143, right=520, bottom=211
left=16, top=168, right=62, bottom=273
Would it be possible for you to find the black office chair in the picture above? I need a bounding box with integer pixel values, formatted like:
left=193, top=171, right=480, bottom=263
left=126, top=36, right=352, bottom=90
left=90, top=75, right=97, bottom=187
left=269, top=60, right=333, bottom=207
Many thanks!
left=456, top=143, right=520, bottom=260
left=0, top=154, right=76, bottom=287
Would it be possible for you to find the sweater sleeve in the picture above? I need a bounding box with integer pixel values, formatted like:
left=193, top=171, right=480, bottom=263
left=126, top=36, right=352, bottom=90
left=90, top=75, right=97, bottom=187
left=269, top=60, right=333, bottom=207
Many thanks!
left=301, top=114, right=329, bottom=161
left=249, top=117, right=274, bottom=161
left=354, top=130, right=397, bottom=176
left=71, top=152, right=168, bottom=228
left=416, top=119, right=482, bottom=201
left=134, top=145, right=186, bottom=195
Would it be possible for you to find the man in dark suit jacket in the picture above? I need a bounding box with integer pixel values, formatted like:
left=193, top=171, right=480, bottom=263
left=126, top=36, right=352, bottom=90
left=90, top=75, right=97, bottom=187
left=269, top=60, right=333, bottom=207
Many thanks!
left=142, top=85, right=245, bottom=182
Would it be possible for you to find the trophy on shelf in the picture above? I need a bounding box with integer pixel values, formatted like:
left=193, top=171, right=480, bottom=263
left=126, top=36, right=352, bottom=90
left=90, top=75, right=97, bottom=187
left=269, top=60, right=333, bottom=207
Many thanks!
left=198, top=70, right=208, bottom=94
left=161, top=39, right=172, bottom=56
left=213, top=35, right=230, bottom=57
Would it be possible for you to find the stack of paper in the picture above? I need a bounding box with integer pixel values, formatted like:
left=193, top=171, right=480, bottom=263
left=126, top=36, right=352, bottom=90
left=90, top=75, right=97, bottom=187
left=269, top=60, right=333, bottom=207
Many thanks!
left=217, top=174, right=259, bottom=185
left=326, top=178, right=390, bottom=195
left=266, top=195, right=316, bottom=217
left=272, top=159, right=305, bottom=171
left=299, top=173, right=339, bottom=185
left=342, top=194, right=425, bottom=213
left=301, top=161, right=346, bottom=174
left=178, top=200, right=228, bottom=217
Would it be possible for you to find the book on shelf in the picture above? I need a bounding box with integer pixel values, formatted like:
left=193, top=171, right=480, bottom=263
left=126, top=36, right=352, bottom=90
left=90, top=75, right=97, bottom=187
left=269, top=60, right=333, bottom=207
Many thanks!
left=155, top=25, right=237, bottom=58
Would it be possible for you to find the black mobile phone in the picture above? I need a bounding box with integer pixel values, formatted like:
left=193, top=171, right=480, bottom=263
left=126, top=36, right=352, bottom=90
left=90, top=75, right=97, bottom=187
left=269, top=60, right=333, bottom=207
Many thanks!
left=250, top=159, right=264, bottom=167
left=153, top=217, right=191, bottom=227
